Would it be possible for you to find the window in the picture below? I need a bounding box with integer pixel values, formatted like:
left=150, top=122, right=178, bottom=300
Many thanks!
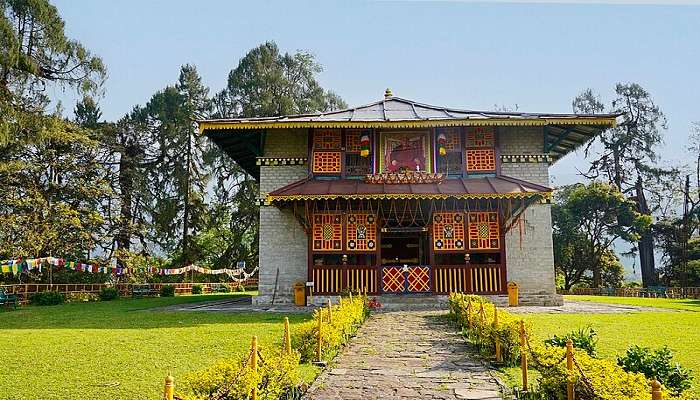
left=312, top=129, right=342, bottom=174
left=435, top=128, right=463, bottom=177
left=465, top=127, right=496, bottom=175
left=344, top=130, right=372, bottom=177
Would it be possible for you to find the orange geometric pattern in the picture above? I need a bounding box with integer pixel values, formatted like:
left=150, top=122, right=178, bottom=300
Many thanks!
left=382, top=266, right=405, bottom=292
left=406, top=266, right=431, bottom=292
left=312, top=213, right=343, bottom=251
left=438, top=128, right=462, bottom=151
left=466, top=127, right=495, bottom=147
left=432, top=212, right=465, bottom=251
left=466, top=148, right=496, bottom=172
left=345, top=129, right=363, bottom=152
left=346, top=213, right=377, bottom=252
left=312, top=151, right=342, bottom=173
left=467, top=212, right=500, bottom=250
left=313, top=129, right=341, bottom=150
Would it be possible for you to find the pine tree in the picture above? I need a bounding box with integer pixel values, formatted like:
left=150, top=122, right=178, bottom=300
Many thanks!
left=573, top=83, right=678, bottom=287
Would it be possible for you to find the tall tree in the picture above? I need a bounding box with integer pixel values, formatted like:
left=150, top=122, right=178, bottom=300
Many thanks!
left=0, top=0, right=108, bottom=261
left=552, top=182, right=650, bottom=288
left=573, top=83, right=676, bottom=287
left=140, top=65, right=212, bottom=264
left=201, top=41, right=347, bottom=270
left=0, top=0, right=105, bottom=141
left=212, top=41, right=346, bottom=118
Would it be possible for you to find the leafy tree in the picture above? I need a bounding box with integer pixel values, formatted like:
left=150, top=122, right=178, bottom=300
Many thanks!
left=0, top=0, right=105, bottom=141
left=200, top=41, right=347, bottom=270
left=136, top=65, right=212, bottom=264
left=552, top=182, right=650, bottom=288
left=0, top=115, right=111, bottom=259
left=573, top=83, right=677, bottom=286
left=0, top=0, right=108, bottom=263
left=212, top=41, right=346, bottom=118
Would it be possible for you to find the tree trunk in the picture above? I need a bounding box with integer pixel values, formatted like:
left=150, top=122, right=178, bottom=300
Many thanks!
left=635, top=177, right=656, bottom=287
left=591, top=241, right=602, bottom=288
left=182, top=133, right=192, bottom=266
left=116, top=147, right=136, bottom=266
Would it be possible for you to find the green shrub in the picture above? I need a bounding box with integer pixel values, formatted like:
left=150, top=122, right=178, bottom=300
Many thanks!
left=29, top=291, right=65, bottom=306
left=292, top=296, right=369, bottom=363
left=449, top=293, right=529, bottom=366
left=617, top=345, right=693, bottom=395
left=99, top=287, right=119, bottom=301
left=191, top=284, right=203, bottom=295
left=544, top=327, right=598, bottom=357
left=177, top=346, right=301, bottom=400
left=160, top=285, right=176, bottom=297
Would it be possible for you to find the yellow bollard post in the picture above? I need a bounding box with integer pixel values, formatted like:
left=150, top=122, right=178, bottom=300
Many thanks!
left=651, top=380, right=662, bottom=400
left=251, top=336, right=258, bottom=400
left=327, top=298, right=333, bottom=324
left=163, top=373, right=174, bottom=400
left=520, top=320, right=528, bottom=392
left=479, top=302, right=486, bottom=325
left=566, top=339, right=574, bottom=400
left=316, top=309, right=323, bottom=363
left=466, top=299, right=473, bottom=330
left=494, top=307, right=502, bottom=363
left=284, top=317, right=292, bottom=355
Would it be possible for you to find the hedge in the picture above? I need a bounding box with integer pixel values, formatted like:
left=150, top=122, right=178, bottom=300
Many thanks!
left=448, top=293, right=696, bottom=400
left=291, top=295, right=369, bottom=363
left=177, top=346, right=301, bottom=400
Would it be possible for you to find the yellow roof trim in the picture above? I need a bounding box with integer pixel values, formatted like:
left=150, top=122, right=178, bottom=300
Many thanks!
left=266, top=191, right=552, bottom=203
left=199, top=117, right=616, bottom=133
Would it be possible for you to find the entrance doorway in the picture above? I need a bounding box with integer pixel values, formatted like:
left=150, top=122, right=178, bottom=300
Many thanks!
left=380, top=231, right=431, bottom=293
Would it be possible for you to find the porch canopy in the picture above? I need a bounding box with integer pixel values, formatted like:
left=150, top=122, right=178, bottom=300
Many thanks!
left=267, top=175, right=551, bottom=203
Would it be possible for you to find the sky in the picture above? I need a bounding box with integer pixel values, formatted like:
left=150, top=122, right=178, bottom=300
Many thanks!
left=52, top=0, right=700, bottom=278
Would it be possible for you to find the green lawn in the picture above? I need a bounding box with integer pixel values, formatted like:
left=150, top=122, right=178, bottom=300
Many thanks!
left=0, top=293, right=318, bottom=400
left=564, top=294, right=700, bottom=312
left=500, top=296, right=700, bottom=396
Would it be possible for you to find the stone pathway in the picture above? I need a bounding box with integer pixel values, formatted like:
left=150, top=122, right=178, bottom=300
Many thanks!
left=305, top=311, right=504, bottom=400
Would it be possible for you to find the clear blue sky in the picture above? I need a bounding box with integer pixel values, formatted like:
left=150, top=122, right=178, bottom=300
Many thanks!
left=52, top=0, right=698, bottom=184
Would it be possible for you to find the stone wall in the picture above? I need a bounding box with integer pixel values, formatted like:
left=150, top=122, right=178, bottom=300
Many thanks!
left=499, top=126, right=562, bottom=305
left=255, top=129, right=309, bottom=305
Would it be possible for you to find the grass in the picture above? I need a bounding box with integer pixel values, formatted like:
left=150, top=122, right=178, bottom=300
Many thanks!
left=498, top=296, right=700, bottom=396
left=0, top=292, right=318, bottom=400
left=564, top=294, right=700, bottom=312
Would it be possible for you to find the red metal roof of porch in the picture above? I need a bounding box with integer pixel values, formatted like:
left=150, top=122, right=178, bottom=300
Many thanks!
left=266, top=175, right=552, bottom=202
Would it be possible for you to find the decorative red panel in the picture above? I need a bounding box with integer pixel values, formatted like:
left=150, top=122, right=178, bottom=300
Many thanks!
left=467, top=212, right=500, bottom=250
left=438, top=128, right=462, bottom=151
left=466, top=148, right=496, bottom=172
left=313, top=129, right=341, bottom=150
left=346, top=213, right=377, bottom=252
left=312, top=151, right=342, bottom=173
left=466, top=127, right=495, bottom=147
left=432, top=212, right=465, bottom=251
left=407, top=266, right=430, bottom=292
left=312, top=214, right=343, bottom=251
left=382, top=266, right=405, bottom=293
left=345, top=129, right=362, bottom=152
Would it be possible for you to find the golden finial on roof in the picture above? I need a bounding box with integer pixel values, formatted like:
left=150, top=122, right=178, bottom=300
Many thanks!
left=384, top=88, right=393, bottom=98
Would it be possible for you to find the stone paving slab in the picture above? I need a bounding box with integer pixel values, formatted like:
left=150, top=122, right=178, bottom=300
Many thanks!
left=304, top=311, right=504, bottom=400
